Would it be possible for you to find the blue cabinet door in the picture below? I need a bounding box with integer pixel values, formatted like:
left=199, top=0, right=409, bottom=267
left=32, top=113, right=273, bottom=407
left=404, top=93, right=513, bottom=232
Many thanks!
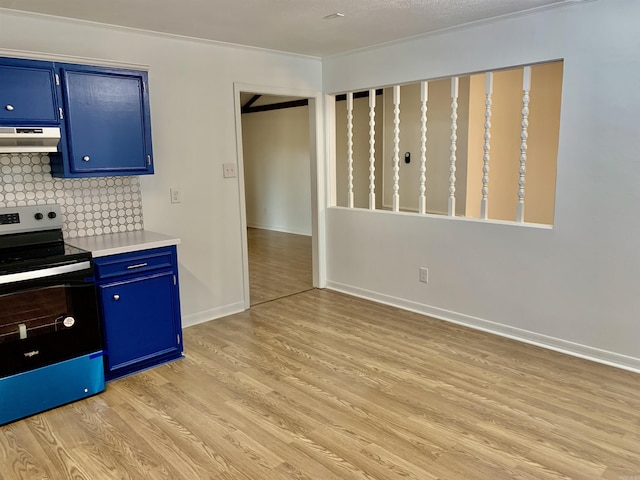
left=0, top=58, right=59, bottom=125
left=99, top=271, right=179, bottom=378
left=59, top=66, right=153, bottom=176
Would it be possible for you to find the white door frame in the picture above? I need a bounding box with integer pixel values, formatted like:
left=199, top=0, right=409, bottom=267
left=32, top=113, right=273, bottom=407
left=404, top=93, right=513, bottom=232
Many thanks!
left=233, top=82, right=326, bottom=310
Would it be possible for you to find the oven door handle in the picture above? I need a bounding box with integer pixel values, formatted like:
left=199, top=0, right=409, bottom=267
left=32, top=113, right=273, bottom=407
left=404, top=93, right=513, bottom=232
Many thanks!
left=0, top=261, right=91, bottom=285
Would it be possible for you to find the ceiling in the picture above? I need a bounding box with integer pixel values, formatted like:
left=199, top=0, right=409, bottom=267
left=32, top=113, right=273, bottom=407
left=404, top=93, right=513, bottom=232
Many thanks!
left=0, top=0, right=585, bottom=57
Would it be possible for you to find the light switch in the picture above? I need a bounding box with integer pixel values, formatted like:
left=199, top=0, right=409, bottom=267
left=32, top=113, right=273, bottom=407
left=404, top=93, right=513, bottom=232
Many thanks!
left=223, top=163, right=237, bottom=178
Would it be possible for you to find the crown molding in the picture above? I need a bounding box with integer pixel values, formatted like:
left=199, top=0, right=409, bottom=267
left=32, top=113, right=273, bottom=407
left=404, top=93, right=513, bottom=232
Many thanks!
left=324, top=0, right=598, bottom=60
left=0, top=8, right=321, bottom=61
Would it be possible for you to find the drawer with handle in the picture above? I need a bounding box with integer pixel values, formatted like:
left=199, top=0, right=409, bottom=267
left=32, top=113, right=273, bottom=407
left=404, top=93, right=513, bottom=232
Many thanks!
left=93, top=247, right=174, bottom=280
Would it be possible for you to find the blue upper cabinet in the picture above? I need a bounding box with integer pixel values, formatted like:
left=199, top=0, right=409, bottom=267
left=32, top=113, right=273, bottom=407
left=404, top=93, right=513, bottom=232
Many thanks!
left=0, top=56, right=155, bottom=178
left=51, top=65, right=154, bottom=177
left=0, top=58, right=59, bottom=125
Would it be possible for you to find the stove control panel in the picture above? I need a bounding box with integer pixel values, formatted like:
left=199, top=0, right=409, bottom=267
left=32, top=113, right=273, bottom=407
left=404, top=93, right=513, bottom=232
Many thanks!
left=0, top=205, right=63, bottom=235
left=0, top=213, right=20, bottom=225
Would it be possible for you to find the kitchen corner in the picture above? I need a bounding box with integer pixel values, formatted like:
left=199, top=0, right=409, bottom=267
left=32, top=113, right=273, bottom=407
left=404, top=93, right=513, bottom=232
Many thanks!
left=0, top=53, right=184, bottom=424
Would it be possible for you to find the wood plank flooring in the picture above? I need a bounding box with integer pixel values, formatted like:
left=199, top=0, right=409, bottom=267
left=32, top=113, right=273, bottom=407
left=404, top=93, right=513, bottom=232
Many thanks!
left=1, top=289, right=639, bottom=479
left=248, top=227, right=313, bottom=306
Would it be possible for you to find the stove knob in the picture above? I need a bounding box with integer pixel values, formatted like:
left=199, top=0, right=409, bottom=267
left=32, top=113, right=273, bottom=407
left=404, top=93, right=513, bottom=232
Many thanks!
left=48, top=211, right=57, bottom=219
left=34, top=213, right=43, bottom=220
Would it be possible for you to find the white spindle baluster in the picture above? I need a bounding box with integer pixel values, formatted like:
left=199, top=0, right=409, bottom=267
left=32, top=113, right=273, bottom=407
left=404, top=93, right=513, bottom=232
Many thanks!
left=481, top=72, right=493, bottom=219
left=346, top=92, right=354, bottom=208
left=448, top=77, right=459, bottom=217
left=517, top=67, right=531, bottom=223
left=419, top=81, right=428, bottom=214
left=368, top=89, right=376, bottom=210
left=392, top=86, right=401, bottom=212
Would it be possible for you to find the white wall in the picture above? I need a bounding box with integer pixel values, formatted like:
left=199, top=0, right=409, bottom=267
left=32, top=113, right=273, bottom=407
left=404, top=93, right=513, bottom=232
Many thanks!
left=323, top=0, right=640, bottom=371
left=241, top=105, right=311, bottom=236
left=0, top=10, right=322, bottom=326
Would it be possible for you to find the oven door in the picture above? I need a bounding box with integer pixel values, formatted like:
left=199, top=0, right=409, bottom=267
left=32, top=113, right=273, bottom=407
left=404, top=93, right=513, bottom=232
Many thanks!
left=0, top=260, right=102, bottom=378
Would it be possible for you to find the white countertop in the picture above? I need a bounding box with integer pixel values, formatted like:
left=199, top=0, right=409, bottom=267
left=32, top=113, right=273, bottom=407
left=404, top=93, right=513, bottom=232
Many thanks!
left=66, top=230, right=181, bottom=258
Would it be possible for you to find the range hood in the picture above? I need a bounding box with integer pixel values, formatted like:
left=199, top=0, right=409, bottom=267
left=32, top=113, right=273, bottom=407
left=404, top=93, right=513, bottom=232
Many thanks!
left=0, top=127, right=61, bottom=153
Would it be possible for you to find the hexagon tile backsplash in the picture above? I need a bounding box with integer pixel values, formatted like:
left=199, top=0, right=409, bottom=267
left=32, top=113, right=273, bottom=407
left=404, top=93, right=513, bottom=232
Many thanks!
left=0, top=153, right=143, bottom=238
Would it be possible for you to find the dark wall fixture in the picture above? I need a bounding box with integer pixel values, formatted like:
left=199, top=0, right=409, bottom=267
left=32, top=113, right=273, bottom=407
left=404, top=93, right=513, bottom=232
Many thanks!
left=241, top=94, right=309, bottom=114
left=335, top=89, right=383, bottom=102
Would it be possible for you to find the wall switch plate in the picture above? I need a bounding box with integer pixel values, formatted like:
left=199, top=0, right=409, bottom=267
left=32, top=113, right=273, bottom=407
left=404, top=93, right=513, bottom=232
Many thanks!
left=223, top=163, right=237, bottom=178
left=170, top=188, right=181, bottom=204
left=419, top=267, right=429, bottom=283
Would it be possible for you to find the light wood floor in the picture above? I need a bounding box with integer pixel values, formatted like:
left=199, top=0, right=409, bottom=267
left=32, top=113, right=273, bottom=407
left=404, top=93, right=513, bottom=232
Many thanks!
left=2, top=289, right=640, bottom=479
left=248, top=227, right=313, bottom=306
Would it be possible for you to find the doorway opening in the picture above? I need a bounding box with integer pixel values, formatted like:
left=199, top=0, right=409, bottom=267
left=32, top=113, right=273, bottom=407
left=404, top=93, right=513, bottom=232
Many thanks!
left=234, top=85, right=325, bottom=309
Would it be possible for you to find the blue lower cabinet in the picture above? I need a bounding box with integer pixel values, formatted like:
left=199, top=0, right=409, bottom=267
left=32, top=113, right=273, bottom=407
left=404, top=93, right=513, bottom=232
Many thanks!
left=94, top=246, right=183, bottom=381
left=0, top=352, right=105, bottom=425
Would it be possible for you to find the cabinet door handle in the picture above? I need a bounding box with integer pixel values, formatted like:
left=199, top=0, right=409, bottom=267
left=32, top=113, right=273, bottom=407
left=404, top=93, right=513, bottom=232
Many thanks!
left=82, top=156, right=90, bottom=162
left=5, top=105, right=14, bottom=111
left=126, top=263, right=148, bottom=270
left=113, top=294, right=120, bottom=301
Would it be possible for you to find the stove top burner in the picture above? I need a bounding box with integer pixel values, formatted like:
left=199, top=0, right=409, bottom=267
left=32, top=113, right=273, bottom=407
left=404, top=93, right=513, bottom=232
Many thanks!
left=0, top=242, right=63, bottom=265
left=0, top=242, right=89, bottom=266
left=0, top=205, right=92, bottom=276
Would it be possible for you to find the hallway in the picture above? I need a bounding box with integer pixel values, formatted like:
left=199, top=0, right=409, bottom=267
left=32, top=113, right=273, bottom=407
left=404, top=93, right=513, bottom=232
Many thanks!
left=247, top=227, right=313, bottom=306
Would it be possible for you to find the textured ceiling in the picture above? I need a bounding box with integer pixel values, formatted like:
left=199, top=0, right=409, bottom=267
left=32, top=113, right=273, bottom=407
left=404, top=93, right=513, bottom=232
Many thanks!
left=0, top=0, right=585, bottom=57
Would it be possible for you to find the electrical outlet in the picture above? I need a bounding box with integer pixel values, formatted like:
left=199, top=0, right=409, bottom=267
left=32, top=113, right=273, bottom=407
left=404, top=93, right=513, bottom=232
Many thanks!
left=170, top=188, right=181, bottom=204
left=419, top=267, right=429, bottom=283
left=223, top=163, right=237, bottom=178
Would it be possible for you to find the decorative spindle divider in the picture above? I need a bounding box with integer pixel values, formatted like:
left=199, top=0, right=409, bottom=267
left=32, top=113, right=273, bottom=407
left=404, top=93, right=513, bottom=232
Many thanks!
left=335, top=63, right=552, bottom=224
left=346, top=92, right=354, bottom=208
left=516, top=67, right=531, bottom=223
left=481, top=72, right=493, bottom=219
left=448, top=77, right=459, bottom=217
left=418, top=81, right=428, bottom=215
left=368, top=89, right=376, bottom=210
left=392, top=86, right=401, bottom=212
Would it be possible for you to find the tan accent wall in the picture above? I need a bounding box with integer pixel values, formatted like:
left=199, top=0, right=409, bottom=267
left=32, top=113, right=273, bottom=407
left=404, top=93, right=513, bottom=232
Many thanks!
left=466, top=62, right=563, bottom=224
left=524, top=62, right=562, bottom=225
left=465, top=76, right=486, bottom=220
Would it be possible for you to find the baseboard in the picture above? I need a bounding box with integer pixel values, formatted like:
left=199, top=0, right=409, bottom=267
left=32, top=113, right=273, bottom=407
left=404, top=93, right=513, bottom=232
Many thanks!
left=326, top=281, right=640, bottom=374
left=182, top=301, right=245, bottom=328
left=247, top=223, right=311, bottom=236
